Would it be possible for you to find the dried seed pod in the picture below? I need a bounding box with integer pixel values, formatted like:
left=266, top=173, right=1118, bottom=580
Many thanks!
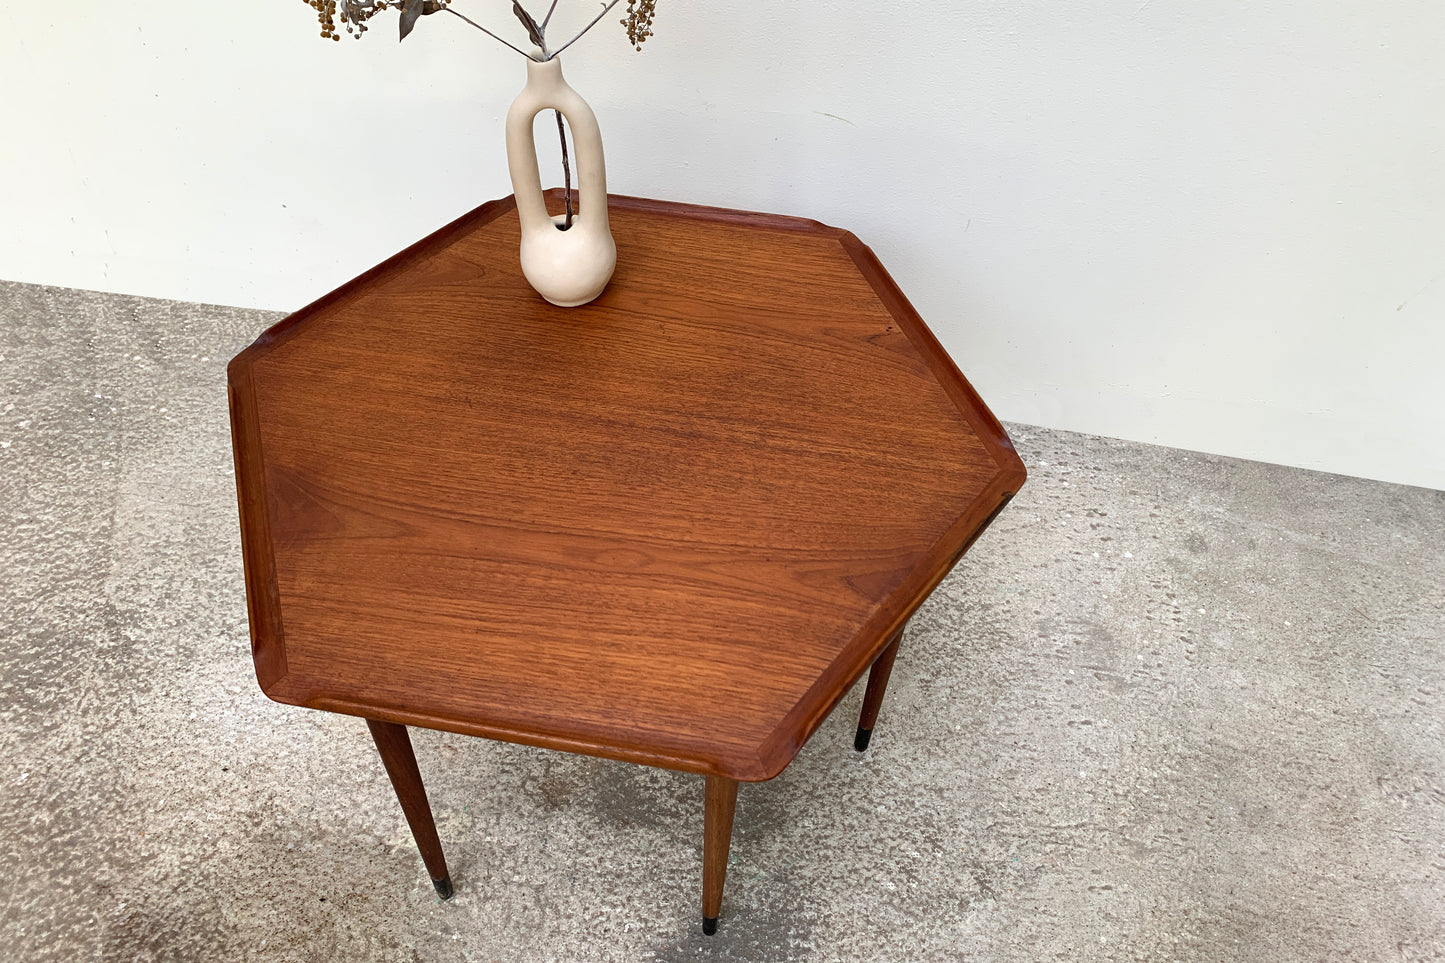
left=622, top=0, right=658, bottom=50
left=305, top=0, right=446, bottom=41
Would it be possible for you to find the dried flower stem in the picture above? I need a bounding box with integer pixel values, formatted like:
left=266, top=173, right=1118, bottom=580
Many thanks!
left=442, top=6, right=534, bottom=58
left=556, top=109, right=574, bottom=228
left=439, top=0, right=626, bottom=61
left=307, top=0, right=661, bottom=53
left=547, top=0, right=624, bottom=59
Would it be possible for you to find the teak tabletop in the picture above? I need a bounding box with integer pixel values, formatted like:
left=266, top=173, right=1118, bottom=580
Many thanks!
left=228, top=193, right=1025, bottom=932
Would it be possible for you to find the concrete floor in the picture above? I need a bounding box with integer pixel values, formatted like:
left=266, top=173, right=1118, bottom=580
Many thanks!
left=1, top=277, right=1443, bottom=962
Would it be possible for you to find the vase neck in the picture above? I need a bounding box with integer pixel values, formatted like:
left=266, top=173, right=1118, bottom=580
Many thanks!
left=525, top=55, right=564, bottom=90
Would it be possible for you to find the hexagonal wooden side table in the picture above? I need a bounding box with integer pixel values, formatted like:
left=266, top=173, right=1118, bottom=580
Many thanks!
left=227, top=193, right=1025, bottom=933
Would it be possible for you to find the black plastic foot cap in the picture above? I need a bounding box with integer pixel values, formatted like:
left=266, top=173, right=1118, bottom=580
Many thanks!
left=854, top=727, right=873, bottom=752
left=702, top=916, right=718, bottom=936
left=432, top=875, right=454, bottom=900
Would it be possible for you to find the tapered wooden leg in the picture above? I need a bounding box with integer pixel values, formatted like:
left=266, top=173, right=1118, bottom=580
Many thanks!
left=702, top=775, right=738, bottom=935
left=854, top=627, right=904, bottom=751
left=366, top=719, right=453, bottom=900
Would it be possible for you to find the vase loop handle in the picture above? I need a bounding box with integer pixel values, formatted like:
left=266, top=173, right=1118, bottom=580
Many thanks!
left=505, top=58, right=611, bottom=239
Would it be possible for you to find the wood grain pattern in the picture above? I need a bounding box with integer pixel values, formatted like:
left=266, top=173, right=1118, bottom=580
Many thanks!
left=228, top=193, right=1026, bottom=782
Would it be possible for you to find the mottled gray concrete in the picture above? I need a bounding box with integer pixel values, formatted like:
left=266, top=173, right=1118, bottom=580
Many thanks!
left=2, top=277, right=1442, bottom=962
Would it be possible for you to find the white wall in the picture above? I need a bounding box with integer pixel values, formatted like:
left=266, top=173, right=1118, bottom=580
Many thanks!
left=4, top=1, right=1443, bottom=489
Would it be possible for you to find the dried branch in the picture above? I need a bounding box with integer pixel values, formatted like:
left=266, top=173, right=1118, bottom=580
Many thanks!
left=303, top=0, right=661, bottom=59
left=556, top=110, right=574, bottom=228
left=546, top=0, right=625, bottom=60
left=443, top=6, right=535, bottom=58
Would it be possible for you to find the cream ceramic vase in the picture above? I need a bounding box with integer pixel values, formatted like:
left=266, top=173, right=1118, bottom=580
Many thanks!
left=504, top=55, right=616, bottom=307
